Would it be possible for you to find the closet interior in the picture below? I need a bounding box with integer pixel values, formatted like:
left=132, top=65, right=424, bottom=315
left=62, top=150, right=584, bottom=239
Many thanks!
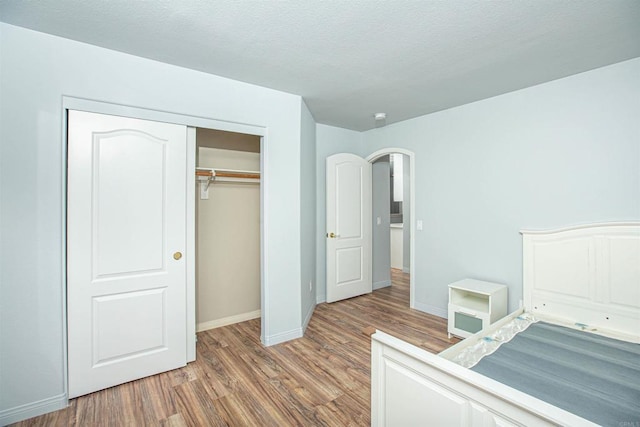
left=195, top=128, right=261, bottom=333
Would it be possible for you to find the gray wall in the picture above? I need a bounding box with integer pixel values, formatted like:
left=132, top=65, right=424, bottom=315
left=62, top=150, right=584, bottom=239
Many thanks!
left=300, top=100, right=317, bottom=327
left=372, top=157, right=391, bottom=289
left=362, top=57, right=640, bottom=316
left=402, top=154, right=411, bottom=272
left=196, top=146, right=261, bottom=326
left=0, top=23, right=307, bottom=423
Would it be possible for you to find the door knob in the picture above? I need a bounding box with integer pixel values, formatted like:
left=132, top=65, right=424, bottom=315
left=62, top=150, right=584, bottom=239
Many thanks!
left=173, top=252, right=182, bottom=260
left=328, top=232, right=339, bottom=238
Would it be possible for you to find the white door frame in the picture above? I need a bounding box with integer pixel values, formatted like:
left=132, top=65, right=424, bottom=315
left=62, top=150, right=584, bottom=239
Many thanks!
left=365, top=148, right=416, bottom=309
left=61, top=97, right=267, bottom=401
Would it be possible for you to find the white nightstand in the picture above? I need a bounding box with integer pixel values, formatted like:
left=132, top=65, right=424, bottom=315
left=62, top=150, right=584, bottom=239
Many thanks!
left=448, top=279, right=508, bottom=339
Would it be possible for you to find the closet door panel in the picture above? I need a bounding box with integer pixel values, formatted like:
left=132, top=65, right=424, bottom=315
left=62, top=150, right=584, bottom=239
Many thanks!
left=67, top=110, right=188, bottom=398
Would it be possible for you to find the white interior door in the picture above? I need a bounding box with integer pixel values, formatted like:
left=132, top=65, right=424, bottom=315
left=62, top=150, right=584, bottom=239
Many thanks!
left=326, top=153, right=372, bottom=303
left=67, top=110, right=187, bottom=398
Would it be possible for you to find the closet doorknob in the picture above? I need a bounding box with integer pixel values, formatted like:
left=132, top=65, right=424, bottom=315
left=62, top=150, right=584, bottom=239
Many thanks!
left=173, top=252, right=182, bottom=260
left=328, top=232, right=339, bottom=238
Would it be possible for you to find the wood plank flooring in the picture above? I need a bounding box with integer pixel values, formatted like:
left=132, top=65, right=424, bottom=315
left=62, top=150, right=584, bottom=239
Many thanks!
left=13, top=270, right=459, bottom=426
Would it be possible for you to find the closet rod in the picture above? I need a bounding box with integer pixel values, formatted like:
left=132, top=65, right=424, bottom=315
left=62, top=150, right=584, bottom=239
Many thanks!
left=196, top=168, right=260, bottom=180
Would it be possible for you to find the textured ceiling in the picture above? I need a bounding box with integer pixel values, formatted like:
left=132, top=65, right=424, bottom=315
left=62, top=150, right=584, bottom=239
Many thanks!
left=1, top=0, right=639, bottom=131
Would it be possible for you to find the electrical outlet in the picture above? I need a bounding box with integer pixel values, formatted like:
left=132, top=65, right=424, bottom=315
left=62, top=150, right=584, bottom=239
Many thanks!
left=309, top=280, right=313, bottom=292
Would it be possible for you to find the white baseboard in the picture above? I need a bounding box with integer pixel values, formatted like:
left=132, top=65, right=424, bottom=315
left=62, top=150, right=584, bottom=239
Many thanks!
left=316, top=293, right=326, bottom=304
left=373, top=280, right=391, bottom=290
left=302, top=302, right=315, bottom=332
left=197, top=309, right=261, bottom=332
left=412, top=301, right=447, bottom=319
left=263, top=327, right=303, bottom=346
left=0, top=393, right=67, bottom=425
left=402, top=266, right=410, bottom=273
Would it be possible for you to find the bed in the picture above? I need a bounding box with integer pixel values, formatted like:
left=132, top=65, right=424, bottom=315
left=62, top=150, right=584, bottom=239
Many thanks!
left=371, top=222, right=640, bottom=426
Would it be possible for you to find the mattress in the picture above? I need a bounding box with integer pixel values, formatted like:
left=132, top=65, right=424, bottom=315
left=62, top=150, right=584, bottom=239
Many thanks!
left=468, top=321, right=640, bottom=427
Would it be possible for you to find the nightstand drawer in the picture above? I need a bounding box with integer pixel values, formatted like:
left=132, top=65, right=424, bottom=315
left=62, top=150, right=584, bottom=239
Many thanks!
left=448, top=303, right=490, bottom=338
left=454, top=311, right=483, bottom=334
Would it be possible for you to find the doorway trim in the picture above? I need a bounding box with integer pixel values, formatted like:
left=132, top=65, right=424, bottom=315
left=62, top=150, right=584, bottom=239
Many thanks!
left=365, top=148, right=416, bottom=309
left=61, top=97, right=268, bottom=400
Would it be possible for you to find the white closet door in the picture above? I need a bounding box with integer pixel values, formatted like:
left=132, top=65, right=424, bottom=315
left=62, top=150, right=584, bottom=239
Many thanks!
left=67, top=110, right=187, bottom=398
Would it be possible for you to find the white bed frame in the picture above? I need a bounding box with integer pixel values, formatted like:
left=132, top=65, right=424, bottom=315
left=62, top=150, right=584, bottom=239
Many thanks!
left=371, top=222, right=640, bottom=427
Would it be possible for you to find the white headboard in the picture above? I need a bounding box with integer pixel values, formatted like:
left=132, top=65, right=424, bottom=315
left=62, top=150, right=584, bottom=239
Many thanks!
left=521, top=222, right=640, bottom=341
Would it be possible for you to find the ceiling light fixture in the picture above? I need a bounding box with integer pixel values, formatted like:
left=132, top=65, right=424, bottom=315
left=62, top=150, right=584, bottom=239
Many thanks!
left=374, top=112, right=387, bottom=128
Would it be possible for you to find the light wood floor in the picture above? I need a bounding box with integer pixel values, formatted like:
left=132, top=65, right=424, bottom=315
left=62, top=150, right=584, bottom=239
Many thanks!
left=13, top=270, right=459, bottom=426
